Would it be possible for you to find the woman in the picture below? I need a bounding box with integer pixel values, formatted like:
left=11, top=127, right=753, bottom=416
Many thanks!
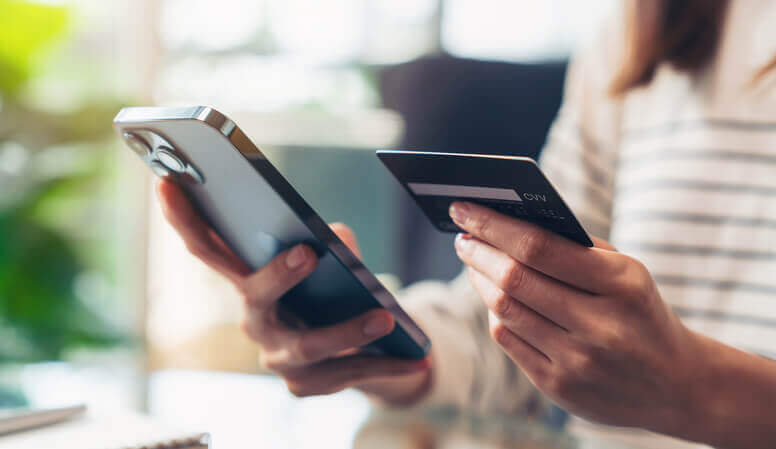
left=156, top=1, right=776, bottom=447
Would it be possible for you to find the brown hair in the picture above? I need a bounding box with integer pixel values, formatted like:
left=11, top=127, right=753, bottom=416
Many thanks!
left=754, top=56, right=776, bottom=83
left=610, top=0, right=733, bottom=95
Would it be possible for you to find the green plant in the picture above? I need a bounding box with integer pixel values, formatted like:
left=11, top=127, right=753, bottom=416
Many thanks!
left=0, top=0, right=128, bottom=362
left=0, top=0, right=67, bottom=96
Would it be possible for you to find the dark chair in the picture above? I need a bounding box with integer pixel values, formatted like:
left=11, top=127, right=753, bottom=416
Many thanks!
left=379, top=55, right=568, bottom=284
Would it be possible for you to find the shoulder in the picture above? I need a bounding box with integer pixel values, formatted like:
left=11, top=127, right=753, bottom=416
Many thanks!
left=565, top=5, right=626, bottom=97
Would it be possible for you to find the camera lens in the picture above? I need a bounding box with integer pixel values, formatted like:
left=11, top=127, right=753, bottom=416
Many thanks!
left=123, top=132, right=151, bottom=157
left=155, top=147, right=186, bottom=173
left=149, top=161, right=171, bottom=178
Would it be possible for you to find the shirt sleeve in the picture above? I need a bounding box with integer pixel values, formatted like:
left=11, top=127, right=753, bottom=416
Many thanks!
left=394, top=16, right=624, bottom=416
left=398, top=270, right=549, bottom=416
left=538, top=17, right=625, bottom=240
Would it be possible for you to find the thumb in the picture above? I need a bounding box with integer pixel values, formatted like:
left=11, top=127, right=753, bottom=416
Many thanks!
left=592, top=236, right=617, bottom=251
left=330, top=222, right=362, bottom=259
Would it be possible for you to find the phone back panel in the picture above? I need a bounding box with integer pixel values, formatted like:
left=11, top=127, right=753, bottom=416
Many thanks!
left=114, top=106, right=429, bottom=359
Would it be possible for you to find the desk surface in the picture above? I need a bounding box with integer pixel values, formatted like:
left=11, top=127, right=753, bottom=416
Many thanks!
left=147, top=371, right=635, bottom=449
left=1, top=365, right=637, bottom=449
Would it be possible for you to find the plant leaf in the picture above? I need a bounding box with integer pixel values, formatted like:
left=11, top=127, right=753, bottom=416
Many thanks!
left=0, top=0, right=68, bottom=95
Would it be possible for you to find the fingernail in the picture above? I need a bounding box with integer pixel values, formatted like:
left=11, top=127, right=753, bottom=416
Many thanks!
left=405, top=361, right=429, bottom=373
left=455, top=233, right=472, bottom=253
left=449, top=202, right=470, bottom=225
left=286, top=245, right=308, bottom=269
left=363, top=315, right=391, bottom=337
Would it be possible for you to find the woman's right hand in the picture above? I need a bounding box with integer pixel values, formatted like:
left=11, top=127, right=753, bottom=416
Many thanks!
left=156, top=180, right=431, bottom=404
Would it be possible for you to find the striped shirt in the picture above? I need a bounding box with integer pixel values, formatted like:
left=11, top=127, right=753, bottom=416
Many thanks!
left=398, top=1, right=776, bottom=447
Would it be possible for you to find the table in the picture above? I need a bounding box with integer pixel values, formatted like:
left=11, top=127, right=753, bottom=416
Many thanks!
left=1, top=365, right=636, bottom=449
left=149, top=371, right=636, bottom=449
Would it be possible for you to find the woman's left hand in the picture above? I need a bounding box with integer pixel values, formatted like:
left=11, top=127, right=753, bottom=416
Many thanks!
left=449, top=201, right=704, bottom=435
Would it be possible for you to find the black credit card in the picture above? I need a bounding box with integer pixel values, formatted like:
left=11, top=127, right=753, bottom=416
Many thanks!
left=376, top=150, right=594, bottom=247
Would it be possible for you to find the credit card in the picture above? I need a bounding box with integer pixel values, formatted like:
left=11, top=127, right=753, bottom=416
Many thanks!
left=377, top=150, right=593, bottom=247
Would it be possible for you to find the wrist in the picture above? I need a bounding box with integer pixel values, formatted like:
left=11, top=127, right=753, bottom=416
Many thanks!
left=358, top=363, right=433, bottom=408
left=676, top=331, right=776, bottom=449
left=644, top=327, right=710, bottom=442
left=677, top=331, right=728, bottom=443
left=386, top=367, right=433, bottom=407
left=642, top=327, right=738, bottom=444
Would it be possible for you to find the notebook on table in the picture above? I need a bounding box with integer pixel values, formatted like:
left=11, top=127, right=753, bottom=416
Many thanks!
left=0, top=407, right=209, bottom=449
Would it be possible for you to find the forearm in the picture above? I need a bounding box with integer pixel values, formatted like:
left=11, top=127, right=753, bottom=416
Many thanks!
left=680, top=332, right=776, bottom=449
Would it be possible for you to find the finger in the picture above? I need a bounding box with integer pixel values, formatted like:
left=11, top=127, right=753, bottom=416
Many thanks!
left=330, top=222, right=361, bottom=259
left=592, top=236, right=617, bottom=251
left=284, top=309, right=395, bottom=366
left=284, top=355, right=430, bottom=397
left=468, top=268, right=569, bottom=360
left=450, top=201, right=625, bottom=294
left=487, top=310, right=551, bottom=387
left=240, top=244, right=318, bottom=310
left=456, top=234, right=592, bottom=330
left=156, top=180, right=249, bottom=281
left=207, top=228, right=243, bottom=256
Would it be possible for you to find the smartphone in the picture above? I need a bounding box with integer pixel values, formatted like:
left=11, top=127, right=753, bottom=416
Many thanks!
left=114, top=106, right=430, bottom=359
left=377, top=150, right=593, bottom=247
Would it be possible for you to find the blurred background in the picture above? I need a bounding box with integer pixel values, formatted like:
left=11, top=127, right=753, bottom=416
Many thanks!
left=0, top=0, right=615, bottom=416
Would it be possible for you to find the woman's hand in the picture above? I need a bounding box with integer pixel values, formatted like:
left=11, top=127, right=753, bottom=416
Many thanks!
left=449, top=201, right=705, bottom=437
left=156, top=180, right=430, bottom=404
